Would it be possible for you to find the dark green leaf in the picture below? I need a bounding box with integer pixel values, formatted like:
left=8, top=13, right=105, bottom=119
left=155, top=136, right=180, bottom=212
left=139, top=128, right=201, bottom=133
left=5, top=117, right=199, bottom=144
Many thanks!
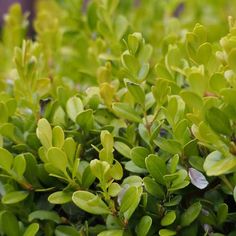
left=2, top=191, right=29, bottom=204
left=136, top=215, right=152, bottom=236
left=145, top=154, right=167, bottom=185
left=180, top=202, right=202, bottom=227
left=28, top=210, right=62, bottom=223
left=23, top=223, right=39, bottom=236
left=1, top=211, right=20, bottom=236
left=161, top=211, right=176, bottom=226
left=205, top=107, right=232, bottom=136
left=112, top=102, right=142, bottom=122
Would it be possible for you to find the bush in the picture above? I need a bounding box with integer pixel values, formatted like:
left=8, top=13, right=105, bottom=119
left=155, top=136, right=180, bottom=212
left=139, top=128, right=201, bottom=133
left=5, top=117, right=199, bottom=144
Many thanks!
left=1, top=0, right=236, bottom=235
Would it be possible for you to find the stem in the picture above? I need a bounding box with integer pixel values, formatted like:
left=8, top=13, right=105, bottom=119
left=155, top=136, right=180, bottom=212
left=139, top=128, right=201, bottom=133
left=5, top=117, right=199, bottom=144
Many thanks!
left=143, top=103, right=154, bottom=134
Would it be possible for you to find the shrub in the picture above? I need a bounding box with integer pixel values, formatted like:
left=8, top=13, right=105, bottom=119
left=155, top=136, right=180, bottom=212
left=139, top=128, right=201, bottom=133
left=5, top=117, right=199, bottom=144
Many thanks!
left=1, top=1, right=236, bottom=235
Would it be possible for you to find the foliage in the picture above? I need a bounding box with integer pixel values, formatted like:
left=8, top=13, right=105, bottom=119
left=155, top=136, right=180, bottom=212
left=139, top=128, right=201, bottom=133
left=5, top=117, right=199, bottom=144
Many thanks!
left=1, top=0, right=236, bottom=235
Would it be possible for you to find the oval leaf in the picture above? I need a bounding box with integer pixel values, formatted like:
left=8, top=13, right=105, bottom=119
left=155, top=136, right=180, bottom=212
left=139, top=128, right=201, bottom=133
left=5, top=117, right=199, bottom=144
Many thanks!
left=47, top=147, right=68, bottom=173
left=145, top=154, right=166, bottom=185
left=48, top=191, right=72, bottom=204
left=161, top=211, right=176, bottom=226
left=28, top=210, right=61, bottom=223
left=136, top=215, right=152, bottom=236
left=36, top=118, right=52, bottom=149
left=23, top=223, right=39, bottom=236
left=112, top=102, right=142, bottom=122
left=72, top=191, right=110, bottom=215
left=180, top=202, right=202, bottom=227
left=2, top=191, right=29, bottom=204
left=205, top=107, right=231, bottom=136
left=0, top=147, right=13, bottom=171
left=188, top=168, right=208, bottom=189
left=66, top=96, right=84, bottom=122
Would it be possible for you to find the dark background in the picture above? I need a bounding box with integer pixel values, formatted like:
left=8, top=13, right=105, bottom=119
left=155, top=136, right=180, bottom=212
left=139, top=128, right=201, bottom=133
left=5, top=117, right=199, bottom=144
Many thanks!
left=0, top=0, right=34, bottom=25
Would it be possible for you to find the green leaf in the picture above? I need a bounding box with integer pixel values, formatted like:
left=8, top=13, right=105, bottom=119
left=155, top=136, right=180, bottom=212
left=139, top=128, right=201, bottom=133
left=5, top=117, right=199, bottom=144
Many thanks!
left=98, top=230, right=123, bottom=236
left=106, top=0, right=119, bottom=14
left=197, top=42, right=212, bottom=65
left=47, top=147, right=68, bottom=173
left=166, top=169, right=190, bottom=191
left=28, top=210, right=62, bottom=223
left=122, top=54, right=139, bottom=75
left=209, top=73, right=227, bottom=92
left=81, top=165, right=96, bottom=188
left=99, top=148, right=114, bottom=165
left=90, top=159, right=110, bottom=183
left=228, top=48, right=236, bottom=73
left=87, top=2, right=98, bottom=31
left=188, top=156, right=204, bottom=172
left=55, top=225, right=80, bottom=236
left=169, top=154, right=179, bottom=174
left=136, top=215, right=152, bottom=236
left=12, top=154, right=26, bottom=177
left=36, top=118, right=52, bottom=149
left=152, top=79, right=170, bottom=107
left=114, top=141, right=131, bottom=159
left=138, top=63, right=149, bottom=81
left=205, top=107, right=232, bottom=136
left=23, top=223, right=39, bottom=236
left=204, top=151, right=236, bottom=176
left=100, top=83, right=115, bottom=106
left=120, top=186, right=142, bottom=220
left=221, top=88, right=236, bottom=106
left=114, top=15, right=128, bottom=40
left=125, top=80, right=145, bottom=105
left=159, top=229, right=176, bottom=236
left=180, top=202, right=202, bottom=227
left=76, top=109, right=94, bottom=131
left=145, top=154, right=167, bottom=185
left=154, top=138, right=182, bottom=155
left=161, top=211, right=176, bottom=226
left=6, top=99, right=17, bottom=116
left=122, top=175, right=143, bottom=187
left=217, top=203, right=228, bottom=225
left=128, top=33, right=140, bottom=54
left=66, top=96, right=84, bottom=122
left=164, top=195, right=182, bottom=207
left=1, top=211, right=20, bottom=236
left=0, top=102, right=8, bottom=123
left=53, top=106, right=66, bottom=126
left=125, top=160, right=147, bottom=174
left=112, top=102, right=142, bottom=122
left=108, top=182, right=121, bottom=197
left=63, top=137, right=76, bottom=164
left=139, top=44, right=153, bottom=63
left=0, top=123, right=15, bottom=140
left=143, top=176, right=165, bottom=198
left=72, top=191, right=110, bottom=215
left=234, top=186, right=236, bottom=203
left=166, top=45, right=181, bottom=69
left=180, top=91, right=203, bottom=110
left=110, top=160, right=123, bottom=180
left=131, top=146, right=149, bottom=168
left=2, top=191, right=29, bottom=204
left=52, top=126, right=64, bottom=148
left=0, top=147, right=13, bottom=171
left=165, top=95, right=185, bottom=126
left=48, top=191, right=72, bottom=204
left=101, top=130, right=114, bottom=152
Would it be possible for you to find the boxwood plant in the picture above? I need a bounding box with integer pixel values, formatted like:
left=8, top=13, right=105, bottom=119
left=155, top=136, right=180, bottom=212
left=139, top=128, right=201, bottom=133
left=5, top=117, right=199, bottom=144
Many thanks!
left=1, top=0, right=236, bottom=235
